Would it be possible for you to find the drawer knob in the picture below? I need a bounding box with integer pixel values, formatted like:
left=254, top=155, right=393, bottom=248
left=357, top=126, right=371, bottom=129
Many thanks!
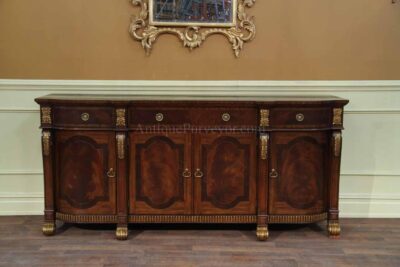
left=81, top=113, right=90, bottom=122
left=296, top=113, right=305, bottom=122
left=222, top=113, right=231, bottom=122
left=155, top=113, right=164, bottom=122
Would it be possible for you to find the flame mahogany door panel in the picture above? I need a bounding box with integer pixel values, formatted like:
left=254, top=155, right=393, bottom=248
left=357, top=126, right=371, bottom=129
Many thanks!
left=129, top=133, right=192, bottom=214
left=55, top=131, right=117, bottom=215
left=194, top=133, right=257, bottom=215
left=268, top=132, right=328, bottom=215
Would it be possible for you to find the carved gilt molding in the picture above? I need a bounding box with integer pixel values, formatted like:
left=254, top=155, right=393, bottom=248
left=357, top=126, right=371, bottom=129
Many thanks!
left=116, top=133, right=126, bottom=160
left=260, top=134, right=269, bottom=160
left=41, top=107, right=52, bottom=124
left=56, top=213, right=118, bottom=223
left=42, top=131, right=51, bottom=156
left=333, top=108, right=343, bottom=126
left=129, top=215, right=257, bottom=224
left=129, top=0, right=256, bottom=57
left=333, top=132, right=342, bottom=157
left=268, top=213, right=327, bottom=224
left=259, top=109, right=269, bottom=127
left=116, top=108, right=126, bottom=127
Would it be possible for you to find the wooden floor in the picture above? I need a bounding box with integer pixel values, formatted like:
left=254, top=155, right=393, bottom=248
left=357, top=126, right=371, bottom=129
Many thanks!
left=0, top=217, right=399, bottom=267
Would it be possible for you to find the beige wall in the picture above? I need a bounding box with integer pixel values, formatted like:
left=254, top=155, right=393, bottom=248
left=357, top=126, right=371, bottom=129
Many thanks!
left=0, top=0, right=400, bottom=80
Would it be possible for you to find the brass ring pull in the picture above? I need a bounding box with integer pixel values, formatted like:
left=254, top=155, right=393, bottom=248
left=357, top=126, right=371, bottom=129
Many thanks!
left=107, top=168, right=116, bottom=178
left=155, top=113, right=164, bottom=122
left=182, top=168, right=191, bottom=178
left=194, top=168, right=203, bottom=178
left=222, top=113, right=231, bottom=122
left=296, top=113, right=305, bottom=122
left=270, top=169, right=278, bottom=179
left=81, top=113, right=90, bottom=122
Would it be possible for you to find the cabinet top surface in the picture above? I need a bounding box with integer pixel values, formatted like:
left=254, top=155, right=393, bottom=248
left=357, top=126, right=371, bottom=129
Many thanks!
left=35, top=94, right=349, bottom=106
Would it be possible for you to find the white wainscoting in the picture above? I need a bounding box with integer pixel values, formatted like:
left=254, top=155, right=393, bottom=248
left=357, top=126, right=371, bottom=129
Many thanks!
left=0, top=80, right=399, bottom=217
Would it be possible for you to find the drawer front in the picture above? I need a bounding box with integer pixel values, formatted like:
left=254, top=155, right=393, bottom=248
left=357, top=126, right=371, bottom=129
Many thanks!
left=129, top=108, right=257, bottom=127
left=130, top=108, right=191, bottom=125
left=53, top=106, right=115, bottom=128
left=270, top=108, right=331, bottom=128
left=192, top=108, right=257, bottom=126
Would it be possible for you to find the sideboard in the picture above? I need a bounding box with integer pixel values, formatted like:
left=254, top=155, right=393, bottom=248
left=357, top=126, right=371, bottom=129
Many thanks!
left=35, top=94, right=349, bottom=241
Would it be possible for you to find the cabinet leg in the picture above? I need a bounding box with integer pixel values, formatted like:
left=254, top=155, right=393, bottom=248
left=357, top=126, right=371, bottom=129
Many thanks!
left=256, top=225, right=269, bottom=241
left=42, top=221, right=56, bottom=236
left=328, top=220, right=341, bottom=238
left=116, top=225, right=128, bottom=241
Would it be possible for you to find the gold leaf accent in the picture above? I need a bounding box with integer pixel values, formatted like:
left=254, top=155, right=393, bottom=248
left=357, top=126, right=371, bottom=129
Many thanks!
left=333, top=108, right=343, bottom=126
left=56, top=213, right=118, bottom=223
left=116, top=227, right=128, bottom=241
left=333, top=132, right=342, bottom=157
left=267, top=213, right=327, bottom=224
left=260, top=109, right=269, bottom=127
left=129, top=215, right=257, bottom=224
left=260, top=134, right=269, bottom=160
left=42, top=131, right=51, bottom=156
left=129, top=0, right=256, bottom=57
left=41, top=107, right=52, bottom=124
left=256, top=225, right=269, bottom=241
left=116, top=133, right=125, bottom=160
left=42, top=222, right=56, bottom=236
left=116, top=108, right=126, bottom=127
left=328, top=220, right=341, bottom=237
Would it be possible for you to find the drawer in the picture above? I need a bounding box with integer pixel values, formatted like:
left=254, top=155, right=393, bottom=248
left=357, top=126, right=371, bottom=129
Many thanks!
left=129, top=108, right=191, bottom=125
left=53, top=106, right=115, bottom=128
left=129, top=108, right=257, bottom=127
left=192, top=108, right=257, bottom=126
left=269, top=108, right=331, bottom=128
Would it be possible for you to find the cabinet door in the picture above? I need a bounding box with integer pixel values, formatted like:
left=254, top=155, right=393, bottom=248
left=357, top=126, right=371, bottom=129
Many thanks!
left=269, top=132, right=328, bottom=215
left=194, top=134, right=257, bottom=215
left=129, top=133, right=192, bottom=214
left=55, top=131, right=116, bottom=215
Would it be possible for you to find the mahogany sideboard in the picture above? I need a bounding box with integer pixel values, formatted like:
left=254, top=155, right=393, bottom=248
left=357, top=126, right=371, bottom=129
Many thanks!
left=35, top=94, right=349, bottom=241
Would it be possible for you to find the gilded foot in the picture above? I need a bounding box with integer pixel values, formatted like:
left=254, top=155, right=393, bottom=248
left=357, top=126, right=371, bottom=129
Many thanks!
left=256, top=225, right=269, bottom=241
left=42, top=222, right=56, bottom=236
left=116, top=226, right=128, bottom=241
left=328, top=220, right=341, bottom=238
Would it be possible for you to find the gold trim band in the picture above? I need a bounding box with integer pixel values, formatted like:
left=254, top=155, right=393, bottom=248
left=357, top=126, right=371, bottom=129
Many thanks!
left=56, top=213, right=118, bottom=223
left=55, top=213, right=327, bottom=224
left=129, top=215, right=257, bottom=224
left=267, top=213, right=327, bottom=224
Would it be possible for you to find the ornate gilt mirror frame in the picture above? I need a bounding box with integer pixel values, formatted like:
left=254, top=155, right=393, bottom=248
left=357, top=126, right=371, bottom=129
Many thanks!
left=129, top=0, right=256, bottom=57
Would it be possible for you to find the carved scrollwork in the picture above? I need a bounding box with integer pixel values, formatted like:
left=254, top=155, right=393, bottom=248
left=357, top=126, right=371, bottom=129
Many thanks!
left=129, top=0, right=256, bottom=57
